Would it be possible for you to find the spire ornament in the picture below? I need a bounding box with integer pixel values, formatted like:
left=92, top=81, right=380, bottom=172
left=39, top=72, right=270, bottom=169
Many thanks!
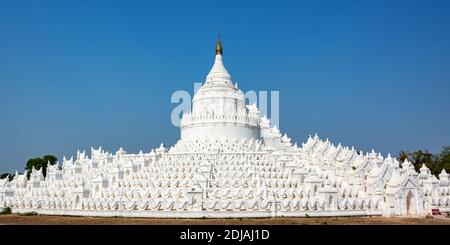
left=215, top=32, right=223, bottom=55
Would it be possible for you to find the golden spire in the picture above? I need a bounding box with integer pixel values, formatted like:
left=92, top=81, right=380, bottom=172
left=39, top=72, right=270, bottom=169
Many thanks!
left=215, top=32, right=223, bottom=55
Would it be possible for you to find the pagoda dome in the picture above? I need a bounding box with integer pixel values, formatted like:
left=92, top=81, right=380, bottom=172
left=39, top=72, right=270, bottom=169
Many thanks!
left=180, top=34, right=260, bottom=141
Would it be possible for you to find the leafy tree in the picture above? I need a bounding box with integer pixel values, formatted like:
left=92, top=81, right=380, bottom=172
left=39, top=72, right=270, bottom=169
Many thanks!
left=436, top=146, right=450, bottom=175
left=398, top=151, right=410, bottom=162
left=410, top=150, right=436, bottom=172
left=397, top=146, right=450, bottom=177
left=0, top=173, right=9, bottom=179
left=25, top=155, right=58, bottom=179
left=0, top=173, right=15, bottom=181
left=42, top=155, right=58, bottom=165
left=398, top=151, right=410, bottom=167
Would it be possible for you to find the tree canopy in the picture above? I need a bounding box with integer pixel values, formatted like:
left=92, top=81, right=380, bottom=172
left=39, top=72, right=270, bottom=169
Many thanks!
left=25, top=155, right=58, bottom=179
left=397, top=146, right=450, bottom=176
left=0, top=173, right=14, bottom=181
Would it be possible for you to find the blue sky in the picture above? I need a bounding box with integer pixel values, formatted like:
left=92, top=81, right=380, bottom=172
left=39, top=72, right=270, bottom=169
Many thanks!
left=1, top=0, right=450, bottom=172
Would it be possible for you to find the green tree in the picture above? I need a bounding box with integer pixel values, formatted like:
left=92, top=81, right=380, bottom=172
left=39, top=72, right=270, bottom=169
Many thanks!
left=410, top=150, right=436, bottom=172
left=436, top=146, right=450, bottom=175
left=398, top=151, right=410, bottom=167
left=1, top=173, right=15, bottom=181
left=397, top=149, right=442, bottom=176
left=25, top=155, right=58, bottom=179
left=42, top=155, right=58, bottom=165
left=0, top=173, right=9, bottom=179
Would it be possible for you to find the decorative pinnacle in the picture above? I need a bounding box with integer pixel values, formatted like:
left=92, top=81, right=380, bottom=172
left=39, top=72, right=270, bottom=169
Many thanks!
left=215, top=32, right=223, bottom=55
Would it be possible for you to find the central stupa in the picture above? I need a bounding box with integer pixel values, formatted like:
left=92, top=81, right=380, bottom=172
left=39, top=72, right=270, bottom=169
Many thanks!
left=180, top=35, right=261, bottom=141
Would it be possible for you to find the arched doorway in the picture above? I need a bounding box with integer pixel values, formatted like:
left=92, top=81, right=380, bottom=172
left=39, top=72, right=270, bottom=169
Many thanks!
left=406, top=191, right=416, bottom=215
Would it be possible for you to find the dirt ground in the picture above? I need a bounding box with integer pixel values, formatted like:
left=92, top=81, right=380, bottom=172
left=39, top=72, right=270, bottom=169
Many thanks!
left=1, top=214, right=450, bottom=225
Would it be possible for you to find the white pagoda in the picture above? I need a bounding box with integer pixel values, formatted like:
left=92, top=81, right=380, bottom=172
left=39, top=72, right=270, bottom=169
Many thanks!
left=1, top=36, right=449, bottom=218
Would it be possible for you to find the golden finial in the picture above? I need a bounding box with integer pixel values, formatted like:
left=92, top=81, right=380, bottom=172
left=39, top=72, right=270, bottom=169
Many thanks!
left=215, top=32, right=223, bottom=55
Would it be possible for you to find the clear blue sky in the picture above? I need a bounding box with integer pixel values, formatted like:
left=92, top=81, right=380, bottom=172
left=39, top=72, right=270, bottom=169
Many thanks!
left=1, top=0, right=450, bottom=173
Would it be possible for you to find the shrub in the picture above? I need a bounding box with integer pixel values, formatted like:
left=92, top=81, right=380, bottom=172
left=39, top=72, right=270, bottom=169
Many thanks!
left=0, top=207, right=12, bottom=215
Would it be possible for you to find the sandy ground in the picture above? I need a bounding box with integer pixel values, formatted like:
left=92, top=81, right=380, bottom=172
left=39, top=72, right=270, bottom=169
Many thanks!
left=0, top=214, right=450, bottom=225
